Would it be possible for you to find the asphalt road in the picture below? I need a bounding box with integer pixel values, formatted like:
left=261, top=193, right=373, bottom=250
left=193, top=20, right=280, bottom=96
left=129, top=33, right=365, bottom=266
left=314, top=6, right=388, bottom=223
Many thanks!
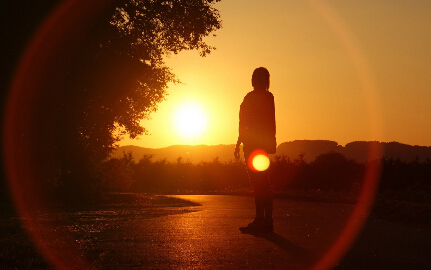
left=20, top=195, right=431, bottom=269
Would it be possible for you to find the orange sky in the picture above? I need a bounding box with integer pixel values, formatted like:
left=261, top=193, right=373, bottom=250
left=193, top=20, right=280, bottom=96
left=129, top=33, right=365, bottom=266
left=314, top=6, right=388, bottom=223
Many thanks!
left=120, top=0, right=431, bottom=148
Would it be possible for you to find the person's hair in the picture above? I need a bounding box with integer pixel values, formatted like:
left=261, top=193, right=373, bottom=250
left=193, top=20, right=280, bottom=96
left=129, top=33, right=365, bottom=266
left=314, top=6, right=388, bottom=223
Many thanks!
left=252, top=67, right=270, bottom=90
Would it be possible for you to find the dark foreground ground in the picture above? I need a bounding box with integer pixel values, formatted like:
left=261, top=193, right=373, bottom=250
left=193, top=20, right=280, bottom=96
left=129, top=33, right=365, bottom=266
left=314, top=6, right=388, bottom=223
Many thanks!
left=1, top=194, right=431, bottom=269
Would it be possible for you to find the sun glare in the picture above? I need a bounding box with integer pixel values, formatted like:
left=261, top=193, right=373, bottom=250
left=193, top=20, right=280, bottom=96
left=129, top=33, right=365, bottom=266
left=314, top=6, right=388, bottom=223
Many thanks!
left=252, top=154, right=270, bottom=171
left=173, top=102, right=208, bottom=138
left=247, top=149, right=270, bottom=172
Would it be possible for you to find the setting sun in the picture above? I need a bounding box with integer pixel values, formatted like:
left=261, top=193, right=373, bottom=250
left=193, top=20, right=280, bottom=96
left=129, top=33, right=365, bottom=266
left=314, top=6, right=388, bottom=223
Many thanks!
left=173, top=102, right=208, bottom=138
left=114, top=0, right=431, bottom=149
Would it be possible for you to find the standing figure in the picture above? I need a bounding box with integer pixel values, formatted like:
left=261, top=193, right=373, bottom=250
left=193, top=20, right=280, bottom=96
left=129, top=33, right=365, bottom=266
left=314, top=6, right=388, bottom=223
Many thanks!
left=234, top=67, right=276, bottom=233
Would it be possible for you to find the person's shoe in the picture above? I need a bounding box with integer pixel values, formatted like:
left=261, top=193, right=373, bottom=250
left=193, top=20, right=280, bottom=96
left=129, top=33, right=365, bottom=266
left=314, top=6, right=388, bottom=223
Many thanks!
left=239, top=218, right=266, bottom=233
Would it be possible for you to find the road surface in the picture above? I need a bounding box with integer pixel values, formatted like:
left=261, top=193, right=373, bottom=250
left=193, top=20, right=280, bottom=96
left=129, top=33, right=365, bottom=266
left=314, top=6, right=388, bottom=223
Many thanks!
left=21, top=195, right=431, bottom=269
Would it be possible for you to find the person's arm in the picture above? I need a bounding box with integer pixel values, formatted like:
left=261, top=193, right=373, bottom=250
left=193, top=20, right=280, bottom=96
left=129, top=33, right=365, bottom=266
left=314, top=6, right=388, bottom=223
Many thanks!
left=270, top=94, right=276, bottom=137
left=234, top=103, right=243, bottom=159
left=234, top=139, right=241, bottom=160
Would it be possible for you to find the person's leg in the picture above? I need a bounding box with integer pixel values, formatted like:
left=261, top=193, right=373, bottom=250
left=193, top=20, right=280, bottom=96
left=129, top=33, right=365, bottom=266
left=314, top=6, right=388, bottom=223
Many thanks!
left=264, top=198, right=273, bottom=220
left=241, top=170, right=273, bottom=232
left=263, top=197, right=273, bottom=231
left=240, top=146, right=273, bottom=232
left=240, top=147, right=262, bottom=232
left=254, top=196, right=265, bottom=220
left=260, top=170, right=274, bottom=231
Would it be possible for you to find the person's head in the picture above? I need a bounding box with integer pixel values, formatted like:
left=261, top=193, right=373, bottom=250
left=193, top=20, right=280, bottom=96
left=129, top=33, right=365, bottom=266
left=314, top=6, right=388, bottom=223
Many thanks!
left=252, top=67, right=270, bottom=91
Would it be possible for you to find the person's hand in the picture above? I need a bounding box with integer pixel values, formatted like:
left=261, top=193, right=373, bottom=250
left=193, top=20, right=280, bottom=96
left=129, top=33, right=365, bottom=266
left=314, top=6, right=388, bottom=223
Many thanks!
left=234, top=145, right=240, bottom=160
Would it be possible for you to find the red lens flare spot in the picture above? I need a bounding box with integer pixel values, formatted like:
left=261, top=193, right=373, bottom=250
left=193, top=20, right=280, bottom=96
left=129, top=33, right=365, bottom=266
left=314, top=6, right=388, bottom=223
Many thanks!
left=247, top=149, right=270, bottom=171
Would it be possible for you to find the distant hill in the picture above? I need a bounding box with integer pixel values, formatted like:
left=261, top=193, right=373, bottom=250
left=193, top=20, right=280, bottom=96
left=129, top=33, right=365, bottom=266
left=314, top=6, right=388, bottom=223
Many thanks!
left=112, top=140, right=431, bottom=163
left=112, top=144, right=242, bottom=163
left=277, top=140, right=431, bottom=163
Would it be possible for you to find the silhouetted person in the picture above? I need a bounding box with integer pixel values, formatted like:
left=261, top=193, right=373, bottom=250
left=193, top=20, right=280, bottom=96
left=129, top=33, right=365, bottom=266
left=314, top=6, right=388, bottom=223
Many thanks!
left=234, top=67, right=276, bottom=233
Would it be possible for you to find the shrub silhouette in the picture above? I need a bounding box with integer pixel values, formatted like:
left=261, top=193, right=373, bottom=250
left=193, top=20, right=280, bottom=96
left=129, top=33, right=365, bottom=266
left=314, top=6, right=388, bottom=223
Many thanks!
left=67, top=151, right=431, bottom=204
left=309, top=152, right=363, bottom=191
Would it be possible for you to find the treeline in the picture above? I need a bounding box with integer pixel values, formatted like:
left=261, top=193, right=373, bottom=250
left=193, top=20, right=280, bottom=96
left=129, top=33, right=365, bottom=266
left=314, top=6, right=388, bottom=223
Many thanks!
left=100, top=152, right=431, bottom=203
left=100, top=153, right=249, bottom=194
left=11, top=151, right=428, bottom=208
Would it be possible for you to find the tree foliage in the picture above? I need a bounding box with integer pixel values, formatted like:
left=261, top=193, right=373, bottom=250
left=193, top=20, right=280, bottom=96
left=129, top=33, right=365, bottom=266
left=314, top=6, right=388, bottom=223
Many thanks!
left=68, top=0, right=222, bottom=162
left=14, top=0, right=221, bottom=204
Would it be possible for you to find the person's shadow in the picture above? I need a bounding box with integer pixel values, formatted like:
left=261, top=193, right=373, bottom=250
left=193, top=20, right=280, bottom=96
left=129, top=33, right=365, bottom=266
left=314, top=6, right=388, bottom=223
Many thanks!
left=243, top=231, right=316, bottom=264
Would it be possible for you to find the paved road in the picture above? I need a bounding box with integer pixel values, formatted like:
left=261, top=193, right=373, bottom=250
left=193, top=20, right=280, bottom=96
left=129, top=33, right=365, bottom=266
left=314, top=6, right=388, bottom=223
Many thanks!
left=336, top=213, right=431, bottom=270
left=26, top=195, right=431, bottom=269
left=70, top=195, right=430, bottom=269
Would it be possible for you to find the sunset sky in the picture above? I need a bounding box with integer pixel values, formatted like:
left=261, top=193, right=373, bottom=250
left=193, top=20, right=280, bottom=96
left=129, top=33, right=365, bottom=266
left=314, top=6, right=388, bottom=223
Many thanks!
left=120, top=0, right=431, bottom=149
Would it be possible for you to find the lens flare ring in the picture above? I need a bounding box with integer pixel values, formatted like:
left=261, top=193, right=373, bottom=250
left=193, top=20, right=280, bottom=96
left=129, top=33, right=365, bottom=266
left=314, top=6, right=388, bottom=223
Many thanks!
left=4, top=0, right=383, bottom=270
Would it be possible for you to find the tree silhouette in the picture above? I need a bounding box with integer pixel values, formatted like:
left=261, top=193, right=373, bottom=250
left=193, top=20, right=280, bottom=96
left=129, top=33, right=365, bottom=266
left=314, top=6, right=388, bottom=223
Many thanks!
left=12, top=0, right=221, bottom=204
left=310, top=152, right=362, bottom=191
left=68, top=0, right=222, bottom=162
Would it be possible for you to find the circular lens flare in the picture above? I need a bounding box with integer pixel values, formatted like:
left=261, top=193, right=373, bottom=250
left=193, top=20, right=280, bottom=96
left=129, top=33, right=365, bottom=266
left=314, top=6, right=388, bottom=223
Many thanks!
left=4, top=1, right=384, bottom=270
left=252, top=154, right=270, bottom=171
left=247, top=149, right=270, bottom=171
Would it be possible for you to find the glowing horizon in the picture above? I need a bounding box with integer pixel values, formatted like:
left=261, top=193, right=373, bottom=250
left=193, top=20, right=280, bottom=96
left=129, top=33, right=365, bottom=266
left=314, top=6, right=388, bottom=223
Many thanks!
left=120, top=0, right=431, bottom=149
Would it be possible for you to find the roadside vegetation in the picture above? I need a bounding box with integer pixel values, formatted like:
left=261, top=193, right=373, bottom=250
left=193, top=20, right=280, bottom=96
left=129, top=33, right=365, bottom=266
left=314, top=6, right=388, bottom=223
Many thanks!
left=99, top=151, right=431, bottom=227
left=4, top=151, right=430, bottom=223
left=2, top=152, right=430, bottom=269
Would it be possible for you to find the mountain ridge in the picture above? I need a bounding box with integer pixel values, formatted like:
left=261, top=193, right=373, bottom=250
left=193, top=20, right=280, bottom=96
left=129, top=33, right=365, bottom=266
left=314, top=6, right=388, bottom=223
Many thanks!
left=113, top=140, right=431, bottom=163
